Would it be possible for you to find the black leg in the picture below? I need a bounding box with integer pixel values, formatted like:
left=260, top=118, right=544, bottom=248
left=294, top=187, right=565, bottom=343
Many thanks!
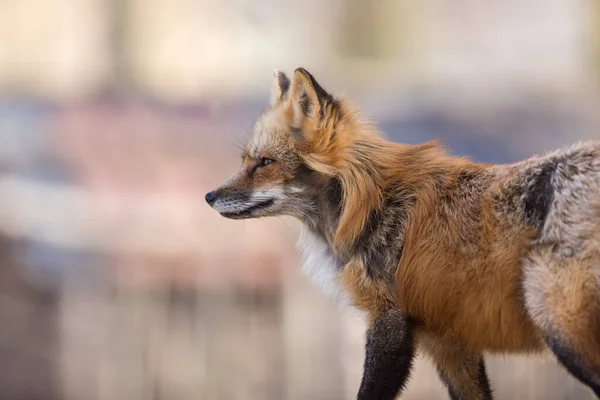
left=437, top=358, right=492, bottom=400
left=420, top=336, right=493, bottom=400
left=357, top=310, right=415, bottom=400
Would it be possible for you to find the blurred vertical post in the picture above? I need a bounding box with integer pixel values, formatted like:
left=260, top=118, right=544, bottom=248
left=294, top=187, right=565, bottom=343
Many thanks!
left=0, top=235, right=60, bottom=400
left=109, top=0, right=131, bottom=96
left=593, top=0, right=600, bottom=89
left=337, top=0, right=381, bottom=59
left=283, top=263, right=345, bottom=400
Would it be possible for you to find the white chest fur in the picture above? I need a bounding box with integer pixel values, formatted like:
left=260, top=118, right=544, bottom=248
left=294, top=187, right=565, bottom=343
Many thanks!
left=297, top=227, right=345, bottom=301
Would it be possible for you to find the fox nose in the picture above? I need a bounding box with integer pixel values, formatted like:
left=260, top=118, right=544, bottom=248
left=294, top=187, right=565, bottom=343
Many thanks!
left=205, top=191, right=216, bottom=205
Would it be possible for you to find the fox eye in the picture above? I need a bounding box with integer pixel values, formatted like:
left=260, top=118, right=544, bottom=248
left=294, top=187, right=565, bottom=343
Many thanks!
left=257, top=158, right=274, bottom=167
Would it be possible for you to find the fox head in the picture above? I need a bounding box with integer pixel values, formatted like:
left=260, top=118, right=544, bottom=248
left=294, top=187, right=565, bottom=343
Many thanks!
left=207, top=68, right=343, bottom=218
left=207, top=67, right=384, bottom=248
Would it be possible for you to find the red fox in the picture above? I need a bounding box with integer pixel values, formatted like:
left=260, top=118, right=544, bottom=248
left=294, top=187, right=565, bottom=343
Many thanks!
left=206, top=67, right=600, bottom=400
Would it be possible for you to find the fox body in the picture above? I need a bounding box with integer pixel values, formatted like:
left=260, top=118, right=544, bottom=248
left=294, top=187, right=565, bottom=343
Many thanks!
left=207, top=68, right=600, bottom=400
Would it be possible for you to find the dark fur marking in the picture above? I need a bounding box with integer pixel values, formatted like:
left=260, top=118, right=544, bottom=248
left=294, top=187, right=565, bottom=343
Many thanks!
left=276, top=72, right=290, bottom=99
left=357, top=209, right=389, bottom=280
left=475, top=360, right=493, bottom=400
left=331, top=98, right=343, bottom=118
left=327, top=177, right=343, bottom=216
left=457, top=170, right=478, bottom=186
left=437, top=359, right=493, bottom=400
left=295, top=67, right=334, bottom=120
left=545, top=335, right=600, bottom=396
left=316, top=177, right=344, bottom=239
left=353, top=189, right=410, bottom=281
left=358, top=311, right=415, bottom=400
left=565, top=163, right=580, bottom=177
left=330, top=99, right=344, bottom=136
left=295, top=168, right=345, bottom=254
left=522, top=162, right=555, bottom=230
left=296, top=67, right=332, bottom=105
left=299, top=92, right=311, bottom=116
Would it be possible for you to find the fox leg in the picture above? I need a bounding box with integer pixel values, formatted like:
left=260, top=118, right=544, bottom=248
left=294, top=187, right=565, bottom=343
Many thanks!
left=420, top=335, right=493, bottom=400
left=357, top=309, right=415, bottom=400
left=524, top=251, right=600, bottom=397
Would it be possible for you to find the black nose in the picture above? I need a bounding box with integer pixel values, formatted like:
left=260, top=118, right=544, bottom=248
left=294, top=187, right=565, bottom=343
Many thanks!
left=205, top=191, right=216, bottom=205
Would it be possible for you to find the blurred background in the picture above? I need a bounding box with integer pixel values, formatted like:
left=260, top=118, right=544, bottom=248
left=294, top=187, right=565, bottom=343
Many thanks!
left=1, top=0, right=600, bottom=399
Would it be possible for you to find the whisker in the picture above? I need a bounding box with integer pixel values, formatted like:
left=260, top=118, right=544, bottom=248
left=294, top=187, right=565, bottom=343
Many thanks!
left=225, top=133, right=246, bottom=153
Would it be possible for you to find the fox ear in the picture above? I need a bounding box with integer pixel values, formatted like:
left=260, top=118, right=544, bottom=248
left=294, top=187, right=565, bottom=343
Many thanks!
left=271, top=70, right=291, bottom=106
left=288, top=67, right=331, bottom=127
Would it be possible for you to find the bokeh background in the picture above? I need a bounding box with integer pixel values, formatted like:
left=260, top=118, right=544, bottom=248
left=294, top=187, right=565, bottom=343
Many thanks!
left=1, top=1, right=600, bottom=399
